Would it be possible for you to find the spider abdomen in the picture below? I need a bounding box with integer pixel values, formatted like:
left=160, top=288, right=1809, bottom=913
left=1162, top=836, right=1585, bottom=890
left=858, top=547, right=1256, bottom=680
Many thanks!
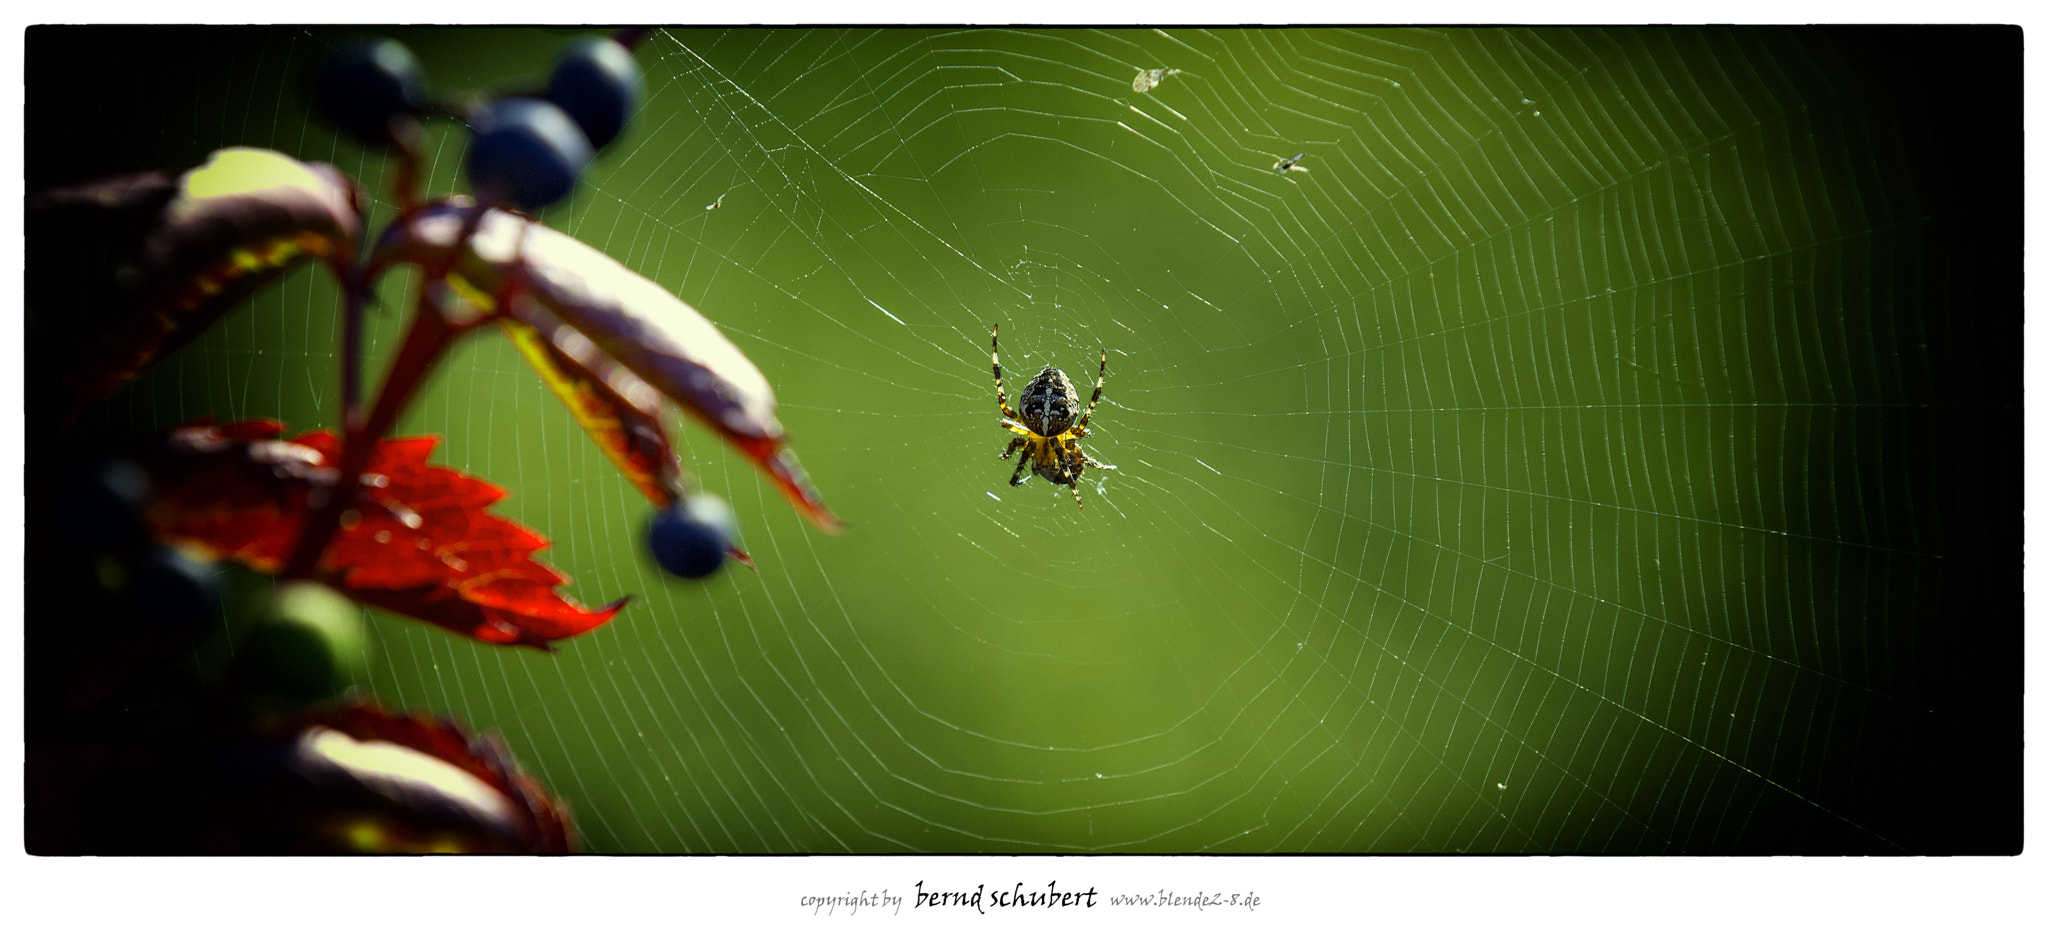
left=1018, top=366, right=1080, bottom=435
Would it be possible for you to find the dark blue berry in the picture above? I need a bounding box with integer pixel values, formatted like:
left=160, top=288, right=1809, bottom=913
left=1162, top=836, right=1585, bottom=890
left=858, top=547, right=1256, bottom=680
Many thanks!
left=58, top=457, right=152, bottom=549
left=465, top=97, right=593, bottom=211
left=313, top=37, right=425, bottom=146
left=647, top=495, right=737, bottom=579
left=132, top=544, right=221, bottom=630
left=547, top=35, right=642, bottom=151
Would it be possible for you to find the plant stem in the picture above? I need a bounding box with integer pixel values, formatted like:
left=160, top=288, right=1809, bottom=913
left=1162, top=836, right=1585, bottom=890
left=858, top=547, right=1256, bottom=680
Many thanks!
left=390, top=118, right=426, bottom=214
left=344, top=122, right=429, bottom=428
left=286, top=205, right=493, bottom=580
left=339, top=268, right=366, bottom=432
left=286, top=279, right=478, bottom=580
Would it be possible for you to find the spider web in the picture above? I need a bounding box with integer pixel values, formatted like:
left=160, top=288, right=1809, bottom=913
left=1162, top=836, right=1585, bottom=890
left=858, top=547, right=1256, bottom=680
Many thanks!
left=55, top=25, right=2019, bottom=854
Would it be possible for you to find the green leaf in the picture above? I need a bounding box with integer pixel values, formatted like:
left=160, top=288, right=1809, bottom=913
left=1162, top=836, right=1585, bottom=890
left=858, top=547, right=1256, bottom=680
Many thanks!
left=59, top=148, right=364, bottom=412
left=373, top=201, right=842, bottom=533
left=499, top=311, right=682, bottom=507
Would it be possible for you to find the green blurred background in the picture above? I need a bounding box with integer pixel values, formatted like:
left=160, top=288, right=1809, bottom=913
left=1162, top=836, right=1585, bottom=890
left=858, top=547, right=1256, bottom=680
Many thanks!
left=26, top=26, right=2019, bottom=853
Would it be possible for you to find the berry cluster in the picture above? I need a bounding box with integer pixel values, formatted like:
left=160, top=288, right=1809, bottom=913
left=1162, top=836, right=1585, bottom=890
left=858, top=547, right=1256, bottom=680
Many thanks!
left=313, top=33, right=743, bottom=580
left=314, top=33, right=642, bottom=212
left=57, top=457, right=364, bottom=694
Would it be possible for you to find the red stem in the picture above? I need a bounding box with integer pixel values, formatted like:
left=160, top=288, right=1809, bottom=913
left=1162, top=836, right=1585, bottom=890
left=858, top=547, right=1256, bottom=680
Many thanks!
left=339, top=269, right=366, bottom=431
left=284, top=288, right=463, bottom=580
left=282, top=290, right=450, bottom=577
left=389, top=117, right=426, bottom=214
left=342, top=120, right=426, bottom=431
left=285, top=205, right=495, bottom=580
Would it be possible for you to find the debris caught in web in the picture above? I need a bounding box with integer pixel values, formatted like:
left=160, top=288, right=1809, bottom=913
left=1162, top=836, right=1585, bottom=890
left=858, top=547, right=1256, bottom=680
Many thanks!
left=1273, top=152, right=1309, bottom=174
left=1133, top=67, right=1181, bottom=93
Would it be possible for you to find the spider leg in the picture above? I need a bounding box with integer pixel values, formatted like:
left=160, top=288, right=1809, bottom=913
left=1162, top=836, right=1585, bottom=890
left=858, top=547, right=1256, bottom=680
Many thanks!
left=1076, top=347, right=1108, bottom=431
left=1008, top=447, right=1031, bottom=486
left=999, top=435, right=1025, bottom=461
left=1060, top=442, right=1088, bottom=509
left=1074, top=446, right=1117, bottom=471
left=992, top=323, right=1018, bottom=419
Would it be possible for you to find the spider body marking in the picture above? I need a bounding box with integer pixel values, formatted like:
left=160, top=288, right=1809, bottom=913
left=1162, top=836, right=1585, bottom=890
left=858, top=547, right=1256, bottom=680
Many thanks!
left=992, top=323, right=1115, bottom=508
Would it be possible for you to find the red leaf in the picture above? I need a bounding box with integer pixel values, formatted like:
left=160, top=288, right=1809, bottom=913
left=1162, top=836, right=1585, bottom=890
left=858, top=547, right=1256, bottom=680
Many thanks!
left=59, top=149, right=364, bottom=412
left=27, top=169, right=180, bottom=241
left=141, top=419, right=622, bottom=650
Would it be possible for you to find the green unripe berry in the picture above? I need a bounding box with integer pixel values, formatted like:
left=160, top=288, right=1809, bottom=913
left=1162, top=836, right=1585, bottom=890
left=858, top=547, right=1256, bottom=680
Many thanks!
left=246, top=582, right=368, bottom=702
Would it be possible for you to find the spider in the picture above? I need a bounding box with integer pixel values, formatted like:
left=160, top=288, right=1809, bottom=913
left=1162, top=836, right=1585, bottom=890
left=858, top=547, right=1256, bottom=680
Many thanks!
left=992, top=323, right=1116, bottom=508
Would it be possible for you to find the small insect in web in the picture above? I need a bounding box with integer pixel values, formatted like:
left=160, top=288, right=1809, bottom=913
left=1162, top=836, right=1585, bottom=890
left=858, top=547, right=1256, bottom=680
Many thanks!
left=991, top=323, right=1116, bottom=509
left=1132, top=67, right=1181, bottom=93
left=1273, top=152, right=1309, bottom=174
